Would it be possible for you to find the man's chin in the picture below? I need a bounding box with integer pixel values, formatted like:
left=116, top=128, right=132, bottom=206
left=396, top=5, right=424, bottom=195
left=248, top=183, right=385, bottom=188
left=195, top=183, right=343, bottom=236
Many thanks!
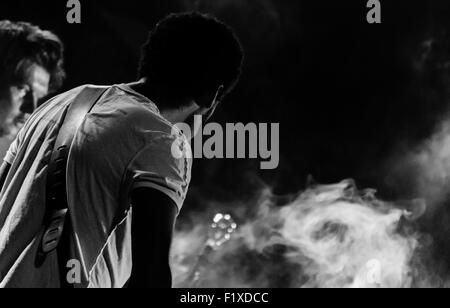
left=12, top=112, right=30, bottom=126
left=0, top=113, right=29, bottom=138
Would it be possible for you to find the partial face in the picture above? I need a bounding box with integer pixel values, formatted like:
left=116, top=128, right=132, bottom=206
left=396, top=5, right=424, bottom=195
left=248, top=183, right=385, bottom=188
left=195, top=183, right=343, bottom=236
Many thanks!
left=195, top=85, right=225, bottom=122
left=12, top=64, right=51, bottom=115
left=184, top=86, right=225, bottom=141
left=0, top=64, right=50, bottom=134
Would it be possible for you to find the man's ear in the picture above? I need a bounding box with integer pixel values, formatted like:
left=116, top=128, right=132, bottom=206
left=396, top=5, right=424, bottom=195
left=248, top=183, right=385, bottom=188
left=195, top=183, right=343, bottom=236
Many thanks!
left=213, top=85, right=225, bottom=105
left=202, top=85, right=225, bottom=109
left=202, top=85, right=225, bottom=121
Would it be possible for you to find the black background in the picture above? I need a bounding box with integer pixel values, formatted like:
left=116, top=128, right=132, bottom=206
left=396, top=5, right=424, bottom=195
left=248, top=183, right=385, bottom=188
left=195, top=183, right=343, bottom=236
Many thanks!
left=2, top=0, right=450, bottom=266
left=1, top=1, right=449, bottom=200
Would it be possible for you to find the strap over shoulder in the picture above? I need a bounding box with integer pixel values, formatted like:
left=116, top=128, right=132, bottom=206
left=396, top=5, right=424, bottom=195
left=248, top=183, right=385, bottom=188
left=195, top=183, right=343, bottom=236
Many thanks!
left=40, top=85, right=109, bottom=255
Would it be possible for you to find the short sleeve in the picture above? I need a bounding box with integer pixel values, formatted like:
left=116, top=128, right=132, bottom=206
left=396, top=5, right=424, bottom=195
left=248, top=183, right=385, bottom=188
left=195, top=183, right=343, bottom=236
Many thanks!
left=3, top=127, right=24, bottom=165
left=128, top=133, right=192, bottom=213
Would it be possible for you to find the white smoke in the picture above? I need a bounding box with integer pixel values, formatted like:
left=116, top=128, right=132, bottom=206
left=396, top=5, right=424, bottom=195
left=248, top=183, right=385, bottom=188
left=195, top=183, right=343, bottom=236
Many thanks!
left=391, top=119, right=450, bottom=209
left=171, top=180, right=423, bottom=288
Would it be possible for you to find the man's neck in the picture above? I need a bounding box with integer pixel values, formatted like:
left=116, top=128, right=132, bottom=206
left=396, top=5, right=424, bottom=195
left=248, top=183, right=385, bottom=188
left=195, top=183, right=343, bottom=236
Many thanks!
left=160, top=104, right=199, bottom=125
left=126, top=79, right=155, bottom=103
left=126, top=79, right=198, bottom=125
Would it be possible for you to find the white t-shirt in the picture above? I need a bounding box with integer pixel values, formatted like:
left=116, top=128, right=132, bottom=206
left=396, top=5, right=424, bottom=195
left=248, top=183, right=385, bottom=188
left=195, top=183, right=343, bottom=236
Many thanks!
left=0, top=84, right=192, bottom=288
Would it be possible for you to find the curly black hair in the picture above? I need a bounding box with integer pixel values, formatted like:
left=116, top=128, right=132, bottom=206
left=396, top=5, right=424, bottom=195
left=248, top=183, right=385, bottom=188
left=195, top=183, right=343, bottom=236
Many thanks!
left=138, top=12, right=244, bottom=108
left=0, top=20, right=65, bottom=93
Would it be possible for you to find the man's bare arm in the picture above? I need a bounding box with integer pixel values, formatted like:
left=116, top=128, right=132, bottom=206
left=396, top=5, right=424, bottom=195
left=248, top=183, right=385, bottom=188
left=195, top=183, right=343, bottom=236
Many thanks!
left=127, top=187, right=178, bottom=288
left=0, top=162, right=11, bottom=191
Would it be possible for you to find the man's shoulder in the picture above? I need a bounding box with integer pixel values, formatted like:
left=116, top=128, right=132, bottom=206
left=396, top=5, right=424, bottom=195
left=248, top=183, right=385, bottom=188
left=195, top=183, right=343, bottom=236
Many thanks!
left=103, top=85, right=175, bottom=135
left=47, top=84, right=179, bottom=143
left=35, top=84, right=95, bottom=114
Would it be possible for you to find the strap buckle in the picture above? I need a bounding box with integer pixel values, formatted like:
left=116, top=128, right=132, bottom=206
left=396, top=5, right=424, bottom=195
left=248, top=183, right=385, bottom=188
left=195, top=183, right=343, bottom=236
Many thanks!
left=41, top=209, right=68, bottom=253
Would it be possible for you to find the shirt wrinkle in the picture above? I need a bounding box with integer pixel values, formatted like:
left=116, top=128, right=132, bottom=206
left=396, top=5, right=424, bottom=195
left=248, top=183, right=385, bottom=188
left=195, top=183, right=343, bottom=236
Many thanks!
left=0, top=84, right=192, bottom=288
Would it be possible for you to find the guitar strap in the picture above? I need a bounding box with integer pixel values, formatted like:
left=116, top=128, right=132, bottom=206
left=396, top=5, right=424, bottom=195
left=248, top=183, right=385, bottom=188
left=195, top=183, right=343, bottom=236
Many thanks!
left=37, top=85, right=108, bottom=287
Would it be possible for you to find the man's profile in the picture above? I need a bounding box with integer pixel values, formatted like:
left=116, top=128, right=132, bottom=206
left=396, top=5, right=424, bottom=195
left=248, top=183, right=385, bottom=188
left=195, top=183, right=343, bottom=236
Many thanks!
left=0, top=12, right=243, bottom=288
left=0, top=20, right=65, bottom=163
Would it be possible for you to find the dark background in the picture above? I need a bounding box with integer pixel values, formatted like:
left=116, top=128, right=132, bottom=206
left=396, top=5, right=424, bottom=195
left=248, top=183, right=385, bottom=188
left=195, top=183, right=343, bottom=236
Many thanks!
left=2, top=1, right=450, bottom=229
